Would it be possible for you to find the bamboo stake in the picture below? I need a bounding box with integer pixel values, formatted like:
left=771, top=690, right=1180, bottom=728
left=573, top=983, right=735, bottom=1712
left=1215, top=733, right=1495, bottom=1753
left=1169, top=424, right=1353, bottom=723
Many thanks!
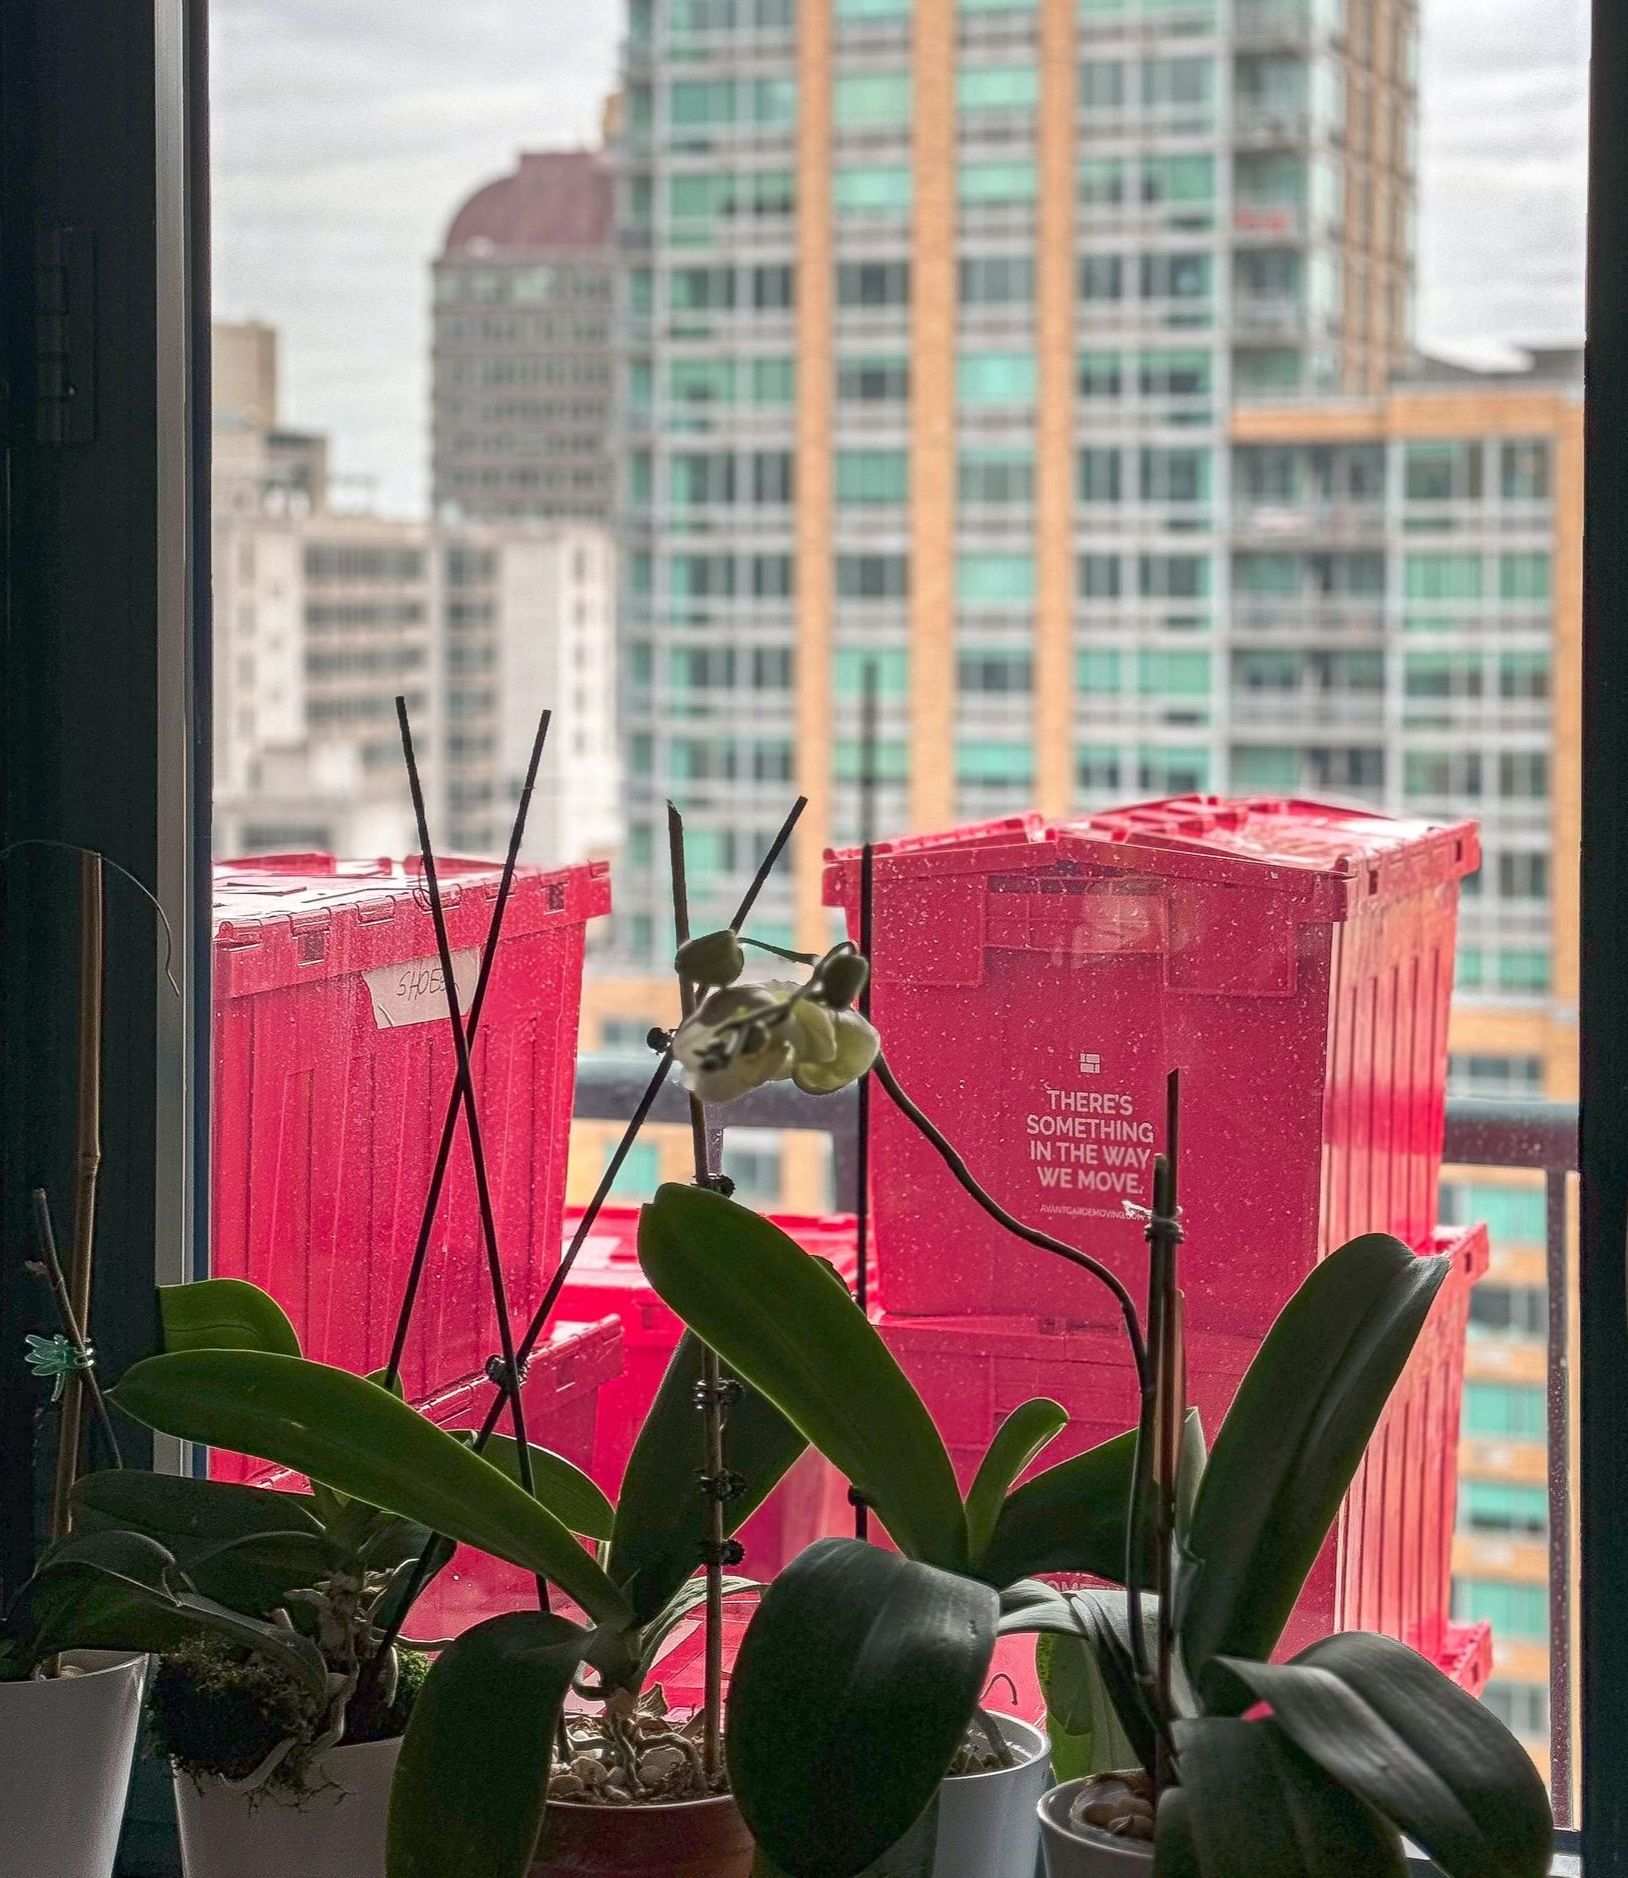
left=49, top=851, right=105, bottom=1537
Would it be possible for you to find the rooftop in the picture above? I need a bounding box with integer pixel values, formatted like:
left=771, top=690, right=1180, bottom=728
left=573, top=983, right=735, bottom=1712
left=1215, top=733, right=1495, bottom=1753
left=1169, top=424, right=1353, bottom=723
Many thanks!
left=441, top=149, right=613, bottom=259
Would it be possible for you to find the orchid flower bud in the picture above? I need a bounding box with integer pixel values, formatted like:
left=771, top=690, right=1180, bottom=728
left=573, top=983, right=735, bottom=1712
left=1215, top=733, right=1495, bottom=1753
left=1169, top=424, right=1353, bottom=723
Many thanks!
left=815, top=950, right=870, bottom=1011
left=675, top=929, right=746, bottom=988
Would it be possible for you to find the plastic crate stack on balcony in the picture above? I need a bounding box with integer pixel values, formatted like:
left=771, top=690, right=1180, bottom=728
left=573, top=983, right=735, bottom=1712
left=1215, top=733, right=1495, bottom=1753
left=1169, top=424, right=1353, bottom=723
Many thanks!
left=825, top=796, right=1492, bottom=1685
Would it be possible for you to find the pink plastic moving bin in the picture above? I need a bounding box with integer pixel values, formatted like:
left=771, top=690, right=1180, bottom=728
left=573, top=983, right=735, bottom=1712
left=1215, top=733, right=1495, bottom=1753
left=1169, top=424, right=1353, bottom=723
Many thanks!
left=826, top=797, right=1479, bottom=1327
left=879, top=1221, right=1490, bottom=1685
left=209, top=853, right=610, bottom=1480
left=550, top=1206, right=859, bottom=1579
left=234, top=1315, right=624, bottom=1641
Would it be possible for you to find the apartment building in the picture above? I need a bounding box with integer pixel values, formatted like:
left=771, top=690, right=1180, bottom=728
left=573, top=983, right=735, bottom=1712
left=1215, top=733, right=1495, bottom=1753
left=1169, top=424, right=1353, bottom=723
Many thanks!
left=433, top=151, right=618, bottom=525
left=214, top=323, right=621, bottom=868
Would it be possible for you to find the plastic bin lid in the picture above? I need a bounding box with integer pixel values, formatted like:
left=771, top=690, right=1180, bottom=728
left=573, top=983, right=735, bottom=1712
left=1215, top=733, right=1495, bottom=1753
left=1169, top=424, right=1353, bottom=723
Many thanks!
left=827, top=797, right=1478, bottom=916
left=214, top=853, right=610, bottom=934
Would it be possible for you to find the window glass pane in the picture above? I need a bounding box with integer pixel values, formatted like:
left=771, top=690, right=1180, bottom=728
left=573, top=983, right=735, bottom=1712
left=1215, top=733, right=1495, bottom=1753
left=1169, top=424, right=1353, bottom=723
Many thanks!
left=834, top=72, right=913, bottom=125
left=835, top=165, right=914, bottom=214
left=958, top=160, right=1039, bottom=205
left=956, top=552, right=1037, bottom=605
left=957, top=351, right=1038, bottom=405
left=836, top=449, right=909, bottom=503
left=957, top=66, right=1040, bottom=112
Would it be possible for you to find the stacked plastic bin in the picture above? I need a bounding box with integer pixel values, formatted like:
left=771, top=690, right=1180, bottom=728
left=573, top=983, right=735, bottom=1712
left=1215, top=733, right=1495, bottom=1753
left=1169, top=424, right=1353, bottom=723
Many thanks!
left=826, top=797, right=1491, bottom=1682
left=550, top=1205, right=859, bottom=1580
left=210, top=854, right=620, bottom=1633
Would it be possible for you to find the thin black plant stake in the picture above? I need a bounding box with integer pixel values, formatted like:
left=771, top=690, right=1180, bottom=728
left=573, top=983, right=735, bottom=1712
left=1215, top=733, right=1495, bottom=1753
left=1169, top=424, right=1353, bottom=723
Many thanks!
left=381, top=708, right=552, bottom=1394
left=666, top=802, right=730, bottom=1784
left=394, top=697, right=545, bottom=1609
left=853, top=660, right=880, bottom=1543
left=369, top=796, right=808, bottom=1666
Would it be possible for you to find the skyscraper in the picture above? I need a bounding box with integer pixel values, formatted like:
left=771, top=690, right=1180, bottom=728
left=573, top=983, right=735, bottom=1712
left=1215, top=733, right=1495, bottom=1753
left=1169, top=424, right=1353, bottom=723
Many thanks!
left=433, top=150, right=617, bottom=524
left=615, top=0, right=1418, bottom=956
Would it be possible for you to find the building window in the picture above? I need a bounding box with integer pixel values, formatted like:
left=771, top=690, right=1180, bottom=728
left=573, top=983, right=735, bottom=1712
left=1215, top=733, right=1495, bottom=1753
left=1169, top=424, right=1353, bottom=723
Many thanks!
left=1404, top=441, right=1485, bottom=504
left=1464, top=1381, right=1547, bottom=1440
left=751, top=358, right=795, bottom=405
left=1498, top=950, right=1553, bottom=993
left=1441, top=1180, right=1547, bottom=1243
left=1079, top=554, right=1123, bottom=599
left=1501, top=440, right=1552, bottom=501
left=835, top=647, right=909, bottom=693
left=957, top=65, right=1039, bottom=112
left=837, top=259, right=911, bottom=307
left=956, top=741, right=1035, bottom=788
left=752, top=264, right=795, bottom=310
left=1139, top=251, right=1213, bottom=303
left=835, top=165, right=914, bottom=214
left=835, top=738, right=909, bottom=781
left=837, top=355, right=910, bottom=402
left=1405, top=553, right=1484, bottom=602
left=1078, top=58, right=1126, bottom=109
left=1079, top=254, right=1125, bottom=303
left=955, top=552, right=1036, bottom=606
left=1077, top=649, right=1122, bottom=695
left=1079, top=448, right=1123, bottom=504
left=958, top=448, right=1035, bottom=504
left=1500, top=552, right=1552, bottom=602
left=1451, top=1580, right=1549, bottom=1642
left=958, top=649, right=1033, bottom=694
left=836, top=552, right=910, bottom=599
left=959, top=254, right=1035, bottom=305
left=1499, top=751, right=1550, bottom=799
left=834, top=71, right=913, bottom=125
left=1469, top=1280, right=1549, bottom=1338
left=1462, top=1480, right=1548, bottom=1537
left=1482, top=1682, right=1551, bottom=1739
left=1138, top=746, right=1211, bottom=793
left=1138, top=650, right=1211, bottom=696
left=957, top=351, right=1037, bottom=405
left=836, top=449, right=909, bottom=505
left=958, top=160, right=1038, bottom=206
left=1078, top=745, right=1123, bottom=792
left=721, top=1131, right=785, bottom=1205
left=606, top=1140, right=662, bottom=1200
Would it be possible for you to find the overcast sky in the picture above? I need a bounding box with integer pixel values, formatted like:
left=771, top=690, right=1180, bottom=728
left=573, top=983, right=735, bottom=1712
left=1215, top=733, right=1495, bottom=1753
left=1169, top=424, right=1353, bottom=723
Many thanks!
left=211, top=0, right=1589, bottom=517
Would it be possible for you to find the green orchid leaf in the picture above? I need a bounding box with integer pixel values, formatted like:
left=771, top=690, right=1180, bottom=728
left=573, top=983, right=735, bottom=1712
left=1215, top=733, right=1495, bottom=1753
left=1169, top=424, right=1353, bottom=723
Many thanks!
left=1036, top=1627, right=1144, bottom=1784
left=1039, top=1589, right=1162, bottom=1775
left=6, top=1532, right=328, bottom=1692
left=112, top=1349, right=629, bottom=1629
left=1220, top=1634, right=1553, bottom=1878
left=608, top=1328, right=808, bottom=1625
left=462, top=1434, right=616, bottom=1543
left=726, top=1538, right=997, bottom=1878
left=388, top=1610, right=589, bottom=1878
left=638, top=1185, right=967, bottom=1571
left=965, top=1399, right=1067, bottom=1565
left=1156, top=1788, right=1203, bottom=1878
left=637, top=1574, right=764, bottom=1681
left=1180, top=1236, right=1448, bottom=1694
left=71, top=1469, right=324, bottom=1560
left=168, top=1530, right=338, bottom=1615
left=975, top=1411, right=1203, bottom=1590
left=1172, top=1715, right=1407, bottom=1876
left=158, top=1278, right=300, bottom=1357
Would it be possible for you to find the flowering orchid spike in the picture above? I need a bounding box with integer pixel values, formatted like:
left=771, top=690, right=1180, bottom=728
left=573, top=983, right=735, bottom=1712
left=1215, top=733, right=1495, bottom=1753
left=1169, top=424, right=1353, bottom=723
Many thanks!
left=670, top=952, right=880, bottom=1103
left=24, top=1331, right=94, bottom=1403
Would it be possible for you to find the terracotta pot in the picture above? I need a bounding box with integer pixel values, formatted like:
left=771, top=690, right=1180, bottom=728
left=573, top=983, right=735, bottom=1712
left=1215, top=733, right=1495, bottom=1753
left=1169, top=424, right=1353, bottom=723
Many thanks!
left=531, top=1790, right=756, bottom=1878
left=0, top=1650, right=146, bottom=1878
left=1038, top=1779, right=1155, bottom=1878
left=173, top=1734, right=399, bottom=1878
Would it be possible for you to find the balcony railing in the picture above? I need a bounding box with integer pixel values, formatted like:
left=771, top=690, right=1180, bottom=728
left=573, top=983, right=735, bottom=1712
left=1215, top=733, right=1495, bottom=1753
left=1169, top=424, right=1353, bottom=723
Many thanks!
left=573, top=1059, right=1579, bottom=1824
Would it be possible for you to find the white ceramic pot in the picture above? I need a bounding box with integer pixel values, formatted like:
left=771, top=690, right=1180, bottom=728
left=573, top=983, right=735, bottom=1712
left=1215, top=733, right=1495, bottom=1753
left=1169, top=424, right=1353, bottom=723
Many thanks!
left=0, top=1650, right=147, bottom=1878
left=1038, top=1778, right=1155, bottom=1878
left=933, top=1714, right=1051, bottom=1878
left=173, top=1734, right=401, bottom=1878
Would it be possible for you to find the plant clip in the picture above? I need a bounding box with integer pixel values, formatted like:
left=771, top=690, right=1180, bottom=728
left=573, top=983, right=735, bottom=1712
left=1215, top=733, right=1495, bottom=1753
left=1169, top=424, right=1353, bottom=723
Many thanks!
left=24, top=1331, right=95, bottom=1403
left=846, top=1485, right=873, bottom=1511
left=700, top=1538, right=747, bottom=1569
left=484, top=1353, right=531, bottom=1390
left=646, top=1026, right=674, bottom=1054
left=693, top=1376, right=745, bottom=1412
left=697, top=1467, right=747, bottom=1505
left=698, top=1171, right=736, bottom=1198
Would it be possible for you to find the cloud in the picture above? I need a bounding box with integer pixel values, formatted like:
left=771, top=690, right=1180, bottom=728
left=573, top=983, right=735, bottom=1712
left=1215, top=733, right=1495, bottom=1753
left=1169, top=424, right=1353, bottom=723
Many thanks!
left=211, top=0, right=1590, bottom=512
